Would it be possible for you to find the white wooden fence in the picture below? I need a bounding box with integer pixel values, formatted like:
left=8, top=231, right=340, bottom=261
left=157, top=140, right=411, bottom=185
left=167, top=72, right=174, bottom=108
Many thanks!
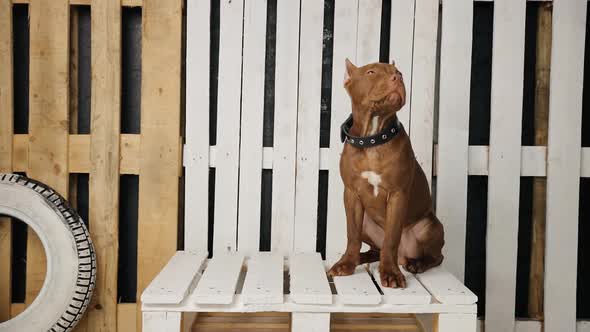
left=183, top=0, right=589, bottom=331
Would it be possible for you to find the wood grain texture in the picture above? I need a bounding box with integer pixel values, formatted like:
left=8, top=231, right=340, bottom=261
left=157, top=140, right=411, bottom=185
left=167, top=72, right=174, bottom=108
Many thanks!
left=544, top=1, right=586, bottom=331
left=0, top=0, right=12, bottom=322
left=26, top=0, right=70, bottom=307
left=117, top=303, right=137, bottom=332
left=87, top=0, right=121, bottom=330
left=137, top=0, right=182, bottom=329
left=485, top=1, right=526, bottom=331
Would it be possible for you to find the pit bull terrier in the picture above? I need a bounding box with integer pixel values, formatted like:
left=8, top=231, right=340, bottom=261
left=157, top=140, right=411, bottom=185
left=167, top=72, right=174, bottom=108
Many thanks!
left=327, top=59, right=445, bottom=288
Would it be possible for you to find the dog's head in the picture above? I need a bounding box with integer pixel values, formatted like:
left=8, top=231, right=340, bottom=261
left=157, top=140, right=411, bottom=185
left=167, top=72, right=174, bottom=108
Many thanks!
left=343, top=59, right=406, bottom=114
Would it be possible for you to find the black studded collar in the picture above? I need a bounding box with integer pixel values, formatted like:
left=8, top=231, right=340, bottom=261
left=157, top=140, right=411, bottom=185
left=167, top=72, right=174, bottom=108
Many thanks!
left=340, top=114, right=402, bottom=148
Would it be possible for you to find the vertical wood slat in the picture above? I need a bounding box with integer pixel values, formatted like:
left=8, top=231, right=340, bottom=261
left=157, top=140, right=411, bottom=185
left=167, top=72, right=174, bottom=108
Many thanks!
left=137, top=0, right=182, bottom=329
left=485, top=1, right=526, bottom=331
left=271, top=0, right=300, bottom=255
left=213, top=0, right=244, bottom=253
left=87, top=0, right=121, bottom=330
left=237, top=0, right=267, bottom=254
left=408, top=0, right=438, bottom=187
left=294, top=0, right=324, bottom=252
left=26, top=0, right=70, bottom=306
left=389, top=0, right=415, bottom=128
left=0, top=0, right=13, bottom=322
left=355, top=0, right=381, bottom=65
left=326, top=0, right=358, bottom=258
left=184, top=0, right=210, bottom=252
left=544, top=1, right=587, bottom=331
left=435, top=0, right=473, bottom=281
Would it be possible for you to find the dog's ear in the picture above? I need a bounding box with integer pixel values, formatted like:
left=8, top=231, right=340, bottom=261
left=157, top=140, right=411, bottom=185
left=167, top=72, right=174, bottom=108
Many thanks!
left=391, top=59, right=396, bottom=66
left=344, top=58, right=356, bottom=85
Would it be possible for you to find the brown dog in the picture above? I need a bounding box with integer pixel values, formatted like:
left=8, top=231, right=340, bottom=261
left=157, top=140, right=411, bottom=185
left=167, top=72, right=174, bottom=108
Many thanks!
left=327, top=59, right=444, bottom=288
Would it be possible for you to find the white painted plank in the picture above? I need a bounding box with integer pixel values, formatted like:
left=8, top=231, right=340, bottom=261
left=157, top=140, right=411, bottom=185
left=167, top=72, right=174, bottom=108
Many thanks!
left=271, top=0, right=300, bottom=255
left=484, top=1, right=526, bottom=331
left=237, top=0, right=267, bottom=254
left=141, top=251, right=207, bottom=304
left=545, top=1, right=586, bottom=331
left=437, top=313, right=477, bottom=332
left=241, top=253, right=284, bottom=304
left=579, top=321, right=590, bottom=332
left=332, top=266, right=381, bottom=305
left=193, top=253, right=244, bottom=304
left=356, top=0, right=381, bottom=65
left=390, top=0, right=415, bottom=128
left=292, top=312, right=330, bottom=332
left=289, top=253, right=332, bottom=304
left=370, top=263, right=431, bottom=304
left=521, top=146, right=546, bottom=177
left=416, top=266, right=477, bottom=305
left=515, top=320, right=542, bottom=332
left=435, top=0, right=473, bottom=282
left=294, top=0, right=324, bottom=252
left=213, top=0, right=244, bottom=253
left=409, top=0, right=439, bottom=187
left=326, top=0, right=358, bottom=257
left=184, top=0, right=210, bottom=251
left=143, top=312, right=181, bottom=332
left=467, top=145, right=489, bottom=176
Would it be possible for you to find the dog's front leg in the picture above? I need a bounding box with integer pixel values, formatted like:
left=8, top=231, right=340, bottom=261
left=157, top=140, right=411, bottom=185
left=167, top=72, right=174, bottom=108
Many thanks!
left=328, top=187, right=364, bottom=276
left=379, top=190, right=408, bottom=288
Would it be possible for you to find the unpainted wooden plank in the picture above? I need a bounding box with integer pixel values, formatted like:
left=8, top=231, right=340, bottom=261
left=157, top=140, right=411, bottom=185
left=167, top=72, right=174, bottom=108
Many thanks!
left=294, top=0, right=324, bottom=252
left=326, top=0, right=358, bottom=259
left=484, top=1, right=526, bottom=331
left=435, top=0, right=473, bottom=282
left=369, top=263, right=431, bottom=304
left=193, top=253, right=244, bottom=304
left=120, top=134, right=140, bottom=174
left=68, top=134, right=91, bottom=173
left=213, top=0, right=245, bottom=253
left=184, top=0, right=210, bottom=252
left=390, top=0, right=415, bottom=128
left=544, top=1, right=586, bottom=331
left=332, top=266, right=381, bottom=305
left=289, top=253, right=332, bottom=304
left=137, top=0, right=183, bottom=328
left=117, top=303, right=137, bottom=332
left=237, top=0, right=267, bottom=254
left=86, top=1, right=121, bottom=330
left=12, top=0, right=142, bottom=6
left=26, top=0, right=70, bottom=307
left=416, top=266, right=477, bottom=305
left=355, top=0, right=381, bottom=65
left=142, top=251, right=207, bottom=304
left=242, top=252, right=284, bottom=304
left=0, top=0, right=13, bottom=322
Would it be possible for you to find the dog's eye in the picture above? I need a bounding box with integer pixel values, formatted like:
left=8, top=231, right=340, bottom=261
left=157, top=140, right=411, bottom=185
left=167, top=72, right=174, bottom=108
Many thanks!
left=366, top=70, right=375, bottom=75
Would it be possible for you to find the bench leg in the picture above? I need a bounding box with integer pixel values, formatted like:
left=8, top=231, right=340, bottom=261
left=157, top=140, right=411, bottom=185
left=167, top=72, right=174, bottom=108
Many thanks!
left=291, top=312, right=330, bottom=332
left=437, top=313, right=477, bottom=332
left=143, top=311, right=182, bottom=332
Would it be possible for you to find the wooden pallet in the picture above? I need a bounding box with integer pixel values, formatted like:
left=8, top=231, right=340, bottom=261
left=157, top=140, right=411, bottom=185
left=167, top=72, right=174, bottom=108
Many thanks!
left=141, top=252, right=477, bottom=332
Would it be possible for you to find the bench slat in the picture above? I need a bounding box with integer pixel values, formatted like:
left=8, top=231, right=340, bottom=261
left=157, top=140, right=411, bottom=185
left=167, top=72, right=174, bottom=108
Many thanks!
left=290, top=253, right=332, bottom=304
left=370, top=264, right=431, bottom=304
left=415, top=266, right=477, bottom=304
left=242, top=253, right=284, bottom=304
left=193, top=253, right=244, bottom=304
left=141, top=251, right=207, bottom=304
left=333, top=266, right=381, bottom=305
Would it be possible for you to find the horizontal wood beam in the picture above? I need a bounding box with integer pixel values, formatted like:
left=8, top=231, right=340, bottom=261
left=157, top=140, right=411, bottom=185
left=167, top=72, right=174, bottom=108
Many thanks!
left=11, top=0, right=142, bottom=7
left=11, top=134, right=148, bottom=175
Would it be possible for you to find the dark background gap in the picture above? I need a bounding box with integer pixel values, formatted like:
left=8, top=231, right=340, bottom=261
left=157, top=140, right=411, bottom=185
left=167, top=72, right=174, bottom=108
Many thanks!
left=118, top=175, right=139, bottom=303
left=259, top=170, right=272, bottom=251
left=578, top=178, right=590, bottom=319
left=207, top=168, right=215, bottom=258
left=316, top=170, right=329, bottom=259
left=583, top=4, right=590, bottom=147
left=209, top=0, right=220, bottom=146
left=76, top=174, right=89, bottom=228
left=262, top=0, right=276, bottom=148
left=77, top=6, right=91, bottom=134
left=516, top=177, right=533, bottom=317
left=9, top=217, right=27, bottom=303
left=319, top=0, right=335, bottom=148
left=121, top=7, right=142, bottom=134
left=380, top=0, right=391, bottom=63
left=13, top=4, right=28, bottom=134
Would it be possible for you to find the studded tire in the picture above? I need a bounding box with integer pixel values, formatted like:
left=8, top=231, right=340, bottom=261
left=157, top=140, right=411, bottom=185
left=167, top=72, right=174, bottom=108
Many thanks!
left=0, top=174, right=96, bottom=332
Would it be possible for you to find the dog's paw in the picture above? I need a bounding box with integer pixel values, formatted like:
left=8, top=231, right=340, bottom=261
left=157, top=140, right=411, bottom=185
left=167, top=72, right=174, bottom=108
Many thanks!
left=379, top=265, right=407, bottom=288
left=328, top=260, right=357, bottom=277
left=403, top=258, right=425, bottom=274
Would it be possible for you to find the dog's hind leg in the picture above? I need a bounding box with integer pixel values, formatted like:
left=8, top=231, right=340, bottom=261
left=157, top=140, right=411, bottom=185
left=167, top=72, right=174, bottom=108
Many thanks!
left=402, top=214, right=444, bottom=274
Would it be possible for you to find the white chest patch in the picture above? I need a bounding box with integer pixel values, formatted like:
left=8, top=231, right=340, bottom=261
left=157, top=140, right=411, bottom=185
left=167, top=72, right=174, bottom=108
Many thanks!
left=361, top=171, right=382, bottom=197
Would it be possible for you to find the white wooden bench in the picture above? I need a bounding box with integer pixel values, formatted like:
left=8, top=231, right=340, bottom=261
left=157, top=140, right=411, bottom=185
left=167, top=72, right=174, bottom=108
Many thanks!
left=141, top=0, right=483, bottom=330
left=141, top=252, right=477, bottom=331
